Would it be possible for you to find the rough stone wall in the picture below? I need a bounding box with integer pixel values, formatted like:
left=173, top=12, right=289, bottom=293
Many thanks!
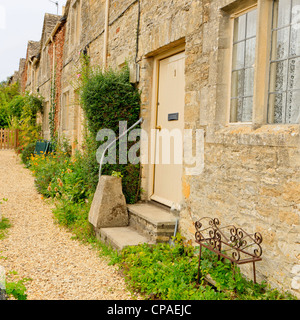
left=181, top=127, right=300, bottom=293
left=20, top=58, right=28, bottom=95
left=18, top=59, right=26, bottom=93
left=37, top=70, right=51, bottom=140
left=48, top=24, right=66, bottom=134
left=107, top=1, right=138, bottom=68
left=59, top=0, right=86, bottom=151
left=176, top=0, right=300, bottom=298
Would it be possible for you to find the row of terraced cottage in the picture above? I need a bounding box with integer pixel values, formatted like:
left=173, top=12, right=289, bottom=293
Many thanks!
left=9, top=0, right=300, bottom=297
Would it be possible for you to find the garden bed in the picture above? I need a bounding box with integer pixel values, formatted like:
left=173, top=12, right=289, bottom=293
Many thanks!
left=112, top=234, right=296, bottom=300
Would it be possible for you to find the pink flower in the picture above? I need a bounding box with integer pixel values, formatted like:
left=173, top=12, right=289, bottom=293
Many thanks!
left=77, top=73, right=81, bottom=79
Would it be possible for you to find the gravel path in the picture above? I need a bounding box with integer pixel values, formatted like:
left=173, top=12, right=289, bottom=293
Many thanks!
left=0, top=150, right=134, bottom=300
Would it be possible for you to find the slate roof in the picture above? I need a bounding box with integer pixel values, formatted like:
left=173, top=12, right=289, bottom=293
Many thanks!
left=27, top=40, right=41, bottom=60
left=40, top=13, right=62, bottom=48
left=18, top=58, right=26, bottom=74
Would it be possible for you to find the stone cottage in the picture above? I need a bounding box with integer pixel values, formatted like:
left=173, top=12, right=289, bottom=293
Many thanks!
left=20, top=40, right=40, bottom=94
left=16, top=0, right=299, bottom=297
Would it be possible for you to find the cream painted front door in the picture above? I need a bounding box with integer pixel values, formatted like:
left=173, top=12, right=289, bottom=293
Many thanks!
left=151, top=51, right=185, bottom=207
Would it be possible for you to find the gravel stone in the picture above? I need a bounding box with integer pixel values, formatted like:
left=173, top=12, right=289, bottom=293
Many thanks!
left=0, top=150, right=137, bottom=300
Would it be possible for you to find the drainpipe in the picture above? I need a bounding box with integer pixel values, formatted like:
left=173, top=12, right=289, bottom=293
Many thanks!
left=103, top=0, right=110, bottom=71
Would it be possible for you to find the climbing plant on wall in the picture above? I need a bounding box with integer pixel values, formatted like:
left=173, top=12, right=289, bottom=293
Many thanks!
left=79, top=57, right=142, bottom=203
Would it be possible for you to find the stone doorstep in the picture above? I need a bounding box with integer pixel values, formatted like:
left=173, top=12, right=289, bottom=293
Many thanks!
left=97, top=226, right=155, bottom=252
left=97, top=203, right=178, bottom=251
left=127, top=203, right=177, bottom=227
left=129, top=215, right=176, bottom=231
left=129, top=217, right=175, bottom=243
left=127, top=203, right=177, bottom=242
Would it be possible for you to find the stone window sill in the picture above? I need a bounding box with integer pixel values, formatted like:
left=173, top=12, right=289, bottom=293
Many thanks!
left=206, top=124, right=299, bottom=147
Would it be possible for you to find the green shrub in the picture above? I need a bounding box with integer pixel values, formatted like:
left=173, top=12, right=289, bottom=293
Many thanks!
left=30, top=150, right=69, bottom=196
left=120, top=242, right=204, bottom=300
left=6, top=278, right=30, bottom=300
left=80, top=66, right=140, bottom=137
left=7, top=95, right=26, bottom=119
left=20, top=93, right=44, bottom=125
left=0, top=216, right=11, bottom=240
left=28, top=137, right=96, bottom=242
left=21, top=142, right=37, bottom=166
left=80, top=64, right=141, bottom=204
left=53, top=196, right=95, bottom=243
left=0, top=106, right=9, bottom=127
left=0, top=81, right=20, bottom=127
left=115, top=238, right=297, bottom=300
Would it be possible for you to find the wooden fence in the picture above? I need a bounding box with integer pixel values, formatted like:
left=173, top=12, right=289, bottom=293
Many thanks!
left=0, top=128, right=19, bottom=150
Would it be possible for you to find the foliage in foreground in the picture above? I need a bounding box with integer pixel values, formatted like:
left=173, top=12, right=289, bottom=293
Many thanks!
left=0, top=217, right=30, bottom=300
left=5, top=274, right=31, bottom=301
left=0, top=213, right=10, bottom=240
left=114, top=235, right=296, bottom=300
left=27, top=143, right=96, bottom=242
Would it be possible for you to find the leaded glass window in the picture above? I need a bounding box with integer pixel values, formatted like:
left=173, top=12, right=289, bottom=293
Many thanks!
left=230, top=8, right=257, bottom=122
left=268, top=0, right=300, bottom=124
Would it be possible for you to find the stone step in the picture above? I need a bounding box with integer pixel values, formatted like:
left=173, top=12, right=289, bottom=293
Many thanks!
left=98, top=226, right=155, bottom=251
left=128, top=203, right=178, bottom=243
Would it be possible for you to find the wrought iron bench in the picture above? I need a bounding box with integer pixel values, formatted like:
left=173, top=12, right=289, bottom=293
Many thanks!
left=195, top=217, right=263, bottom=284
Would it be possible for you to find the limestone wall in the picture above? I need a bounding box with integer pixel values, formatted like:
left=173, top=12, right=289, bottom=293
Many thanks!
left=86, top=0, right=298, bottom=296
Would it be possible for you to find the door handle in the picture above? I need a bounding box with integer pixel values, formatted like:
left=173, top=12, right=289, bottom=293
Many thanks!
left=155, top=125, right=162, bottom=131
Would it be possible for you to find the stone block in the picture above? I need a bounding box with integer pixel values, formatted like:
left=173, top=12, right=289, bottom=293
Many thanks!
left=88, top=176, right=128, bottom=229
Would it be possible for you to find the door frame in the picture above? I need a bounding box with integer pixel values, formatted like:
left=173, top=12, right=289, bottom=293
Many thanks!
left=148, top=44, right=186, bottom=206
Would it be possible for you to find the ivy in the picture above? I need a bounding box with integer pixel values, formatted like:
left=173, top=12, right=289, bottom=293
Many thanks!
left=79, top=59, right=142, bottom=203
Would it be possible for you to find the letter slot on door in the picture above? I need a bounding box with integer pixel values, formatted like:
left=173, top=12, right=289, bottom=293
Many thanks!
left=168, top=113, right=179, bottom=121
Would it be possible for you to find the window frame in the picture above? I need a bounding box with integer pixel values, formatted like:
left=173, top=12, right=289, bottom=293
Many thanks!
left=267, top=0, right=300, bottom=124
left=226, top=0, right=300, bottom=127
left=229, top=4, right=258, bottom=124
left=70, top=0, right=81, bottom=49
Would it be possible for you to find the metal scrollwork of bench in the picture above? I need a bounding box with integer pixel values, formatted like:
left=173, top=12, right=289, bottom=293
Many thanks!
left=195, top=217, right=263, bottom=284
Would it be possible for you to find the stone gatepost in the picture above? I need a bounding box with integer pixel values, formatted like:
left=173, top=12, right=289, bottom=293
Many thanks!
left=88, top=176, right=128, bottom=231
